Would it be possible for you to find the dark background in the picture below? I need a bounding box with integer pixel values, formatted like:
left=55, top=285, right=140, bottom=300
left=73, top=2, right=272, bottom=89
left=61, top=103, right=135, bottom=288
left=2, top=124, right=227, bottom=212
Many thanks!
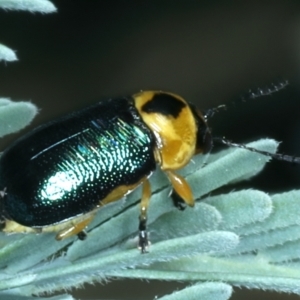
left=1, top=1, right=300, bottom=299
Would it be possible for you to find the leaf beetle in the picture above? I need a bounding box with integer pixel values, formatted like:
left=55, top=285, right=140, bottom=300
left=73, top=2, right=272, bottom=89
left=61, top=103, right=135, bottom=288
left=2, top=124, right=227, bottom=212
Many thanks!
left=0, top=91, right=212, bottom=252
left=0, top=87, right=298, bottom=253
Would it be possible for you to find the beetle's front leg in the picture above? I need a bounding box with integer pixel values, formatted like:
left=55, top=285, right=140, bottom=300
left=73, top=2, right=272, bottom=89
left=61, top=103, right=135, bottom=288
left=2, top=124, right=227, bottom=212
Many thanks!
left=166, top=170, right=195, bottom=208
left=170, top=189, right=187, bottom=211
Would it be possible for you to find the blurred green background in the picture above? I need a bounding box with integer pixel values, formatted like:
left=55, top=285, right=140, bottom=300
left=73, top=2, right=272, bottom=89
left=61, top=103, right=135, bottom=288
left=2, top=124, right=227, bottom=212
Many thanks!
left=1, top=1, right=300, bottom=299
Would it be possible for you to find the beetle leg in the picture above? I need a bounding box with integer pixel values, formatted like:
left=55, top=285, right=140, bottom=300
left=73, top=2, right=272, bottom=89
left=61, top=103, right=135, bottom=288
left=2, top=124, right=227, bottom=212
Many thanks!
left=55, top=214, right=94, bottom=241
left=77, top=230, right=88, bottom=240
left=166, top=170, right=194, bottom=207
left=138, top=178, right=151, bottom=253
left=170, top=189, right=187, bottom=210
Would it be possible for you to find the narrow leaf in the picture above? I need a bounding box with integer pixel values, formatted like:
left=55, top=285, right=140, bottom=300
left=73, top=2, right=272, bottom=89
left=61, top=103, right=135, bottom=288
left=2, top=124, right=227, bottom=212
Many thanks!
left=0, top=44, right=17, bottom=62
left=0, top=0, right=56, bottom=13
left=159, top=282, right=232, bottom=300
left=0, top=98, right=38, bottom=137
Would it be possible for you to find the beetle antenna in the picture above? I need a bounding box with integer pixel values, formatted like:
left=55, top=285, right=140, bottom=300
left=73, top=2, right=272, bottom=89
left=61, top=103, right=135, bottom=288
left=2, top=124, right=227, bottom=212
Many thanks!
left=240, top=79, right=289, bottom=102
left=204, top=104, right=227, bottom=120
left=213, top=137, right=300, bottom=164
left=204, top=79, right=289, bottom=120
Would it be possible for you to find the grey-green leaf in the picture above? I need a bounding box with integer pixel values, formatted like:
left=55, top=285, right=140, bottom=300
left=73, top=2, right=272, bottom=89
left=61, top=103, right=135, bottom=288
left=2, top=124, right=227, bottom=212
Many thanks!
left=0, top=0, right=56, bottom=13
left=1, top=138, right=299, bottom=299
left=0, top=292, right=74, bottom=300
left=0, top=98, right=38, bottom=137
left=0, top=44, right=17, bottom=62
left=159, top=282, right=232, bottom=300
left=205, top=190, right=272, bottom=230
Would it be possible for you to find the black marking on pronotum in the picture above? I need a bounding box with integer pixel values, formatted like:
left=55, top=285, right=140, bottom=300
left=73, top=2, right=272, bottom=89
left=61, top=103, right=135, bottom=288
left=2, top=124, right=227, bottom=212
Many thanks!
left=142, top=93, right=186, bottom=118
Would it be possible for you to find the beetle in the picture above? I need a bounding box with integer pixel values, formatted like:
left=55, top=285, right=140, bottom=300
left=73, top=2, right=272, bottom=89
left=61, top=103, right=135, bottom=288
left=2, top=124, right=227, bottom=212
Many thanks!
left=0, top=88, right=298, bottom=253
left=0, top=91, right=212, bottom=252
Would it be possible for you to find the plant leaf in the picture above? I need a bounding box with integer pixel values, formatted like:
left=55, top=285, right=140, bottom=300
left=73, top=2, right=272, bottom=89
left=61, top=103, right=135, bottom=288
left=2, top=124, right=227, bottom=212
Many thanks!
left=0, top=0, right=56, bottom=13
left=2, top=139, right=300, bottom=299
left=0, top=98, right=38, bottom=138
left=0, top=44, right=17, bottom=62
left=159, top=282, right=232, bottom=300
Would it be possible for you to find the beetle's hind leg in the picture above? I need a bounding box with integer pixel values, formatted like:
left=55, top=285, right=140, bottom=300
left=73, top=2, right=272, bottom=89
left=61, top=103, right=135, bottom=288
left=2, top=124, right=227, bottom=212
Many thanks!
left=138, top=179, right=151, bottom=253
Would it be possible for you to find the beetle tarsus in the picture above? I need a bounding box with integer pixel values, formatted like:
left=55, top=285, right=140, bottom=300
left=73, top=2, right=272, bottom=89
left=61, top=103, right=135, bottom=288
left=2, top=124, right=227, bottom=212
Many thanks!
left=170, top=189, right=187, bottom=211
left=138, top=230, right=149, bottom=254
left=138, top=215, right=149, bottom=253
left=77, top=230, right=87, bottom=240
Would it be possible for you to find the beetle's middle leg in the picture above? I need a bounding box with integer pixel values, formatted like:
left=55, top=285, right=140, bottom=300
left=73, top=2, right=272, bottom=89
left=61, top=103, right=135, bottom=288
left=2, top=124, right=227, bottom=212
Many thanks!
left=138, top=178, right=151, bottom=253
left=55, top=213, right=95, bottom=241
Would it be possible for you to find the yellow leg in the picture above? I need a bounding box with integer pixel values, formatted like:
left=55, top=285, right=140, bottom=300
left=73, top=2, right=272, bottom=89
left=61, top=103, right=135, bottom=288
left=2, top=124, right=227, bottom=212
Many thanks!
left=55, top=214, right=95, bottom=241
left=166, top=170, right=194, bottom=207
left=138, top=179, right=151, bottom=253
